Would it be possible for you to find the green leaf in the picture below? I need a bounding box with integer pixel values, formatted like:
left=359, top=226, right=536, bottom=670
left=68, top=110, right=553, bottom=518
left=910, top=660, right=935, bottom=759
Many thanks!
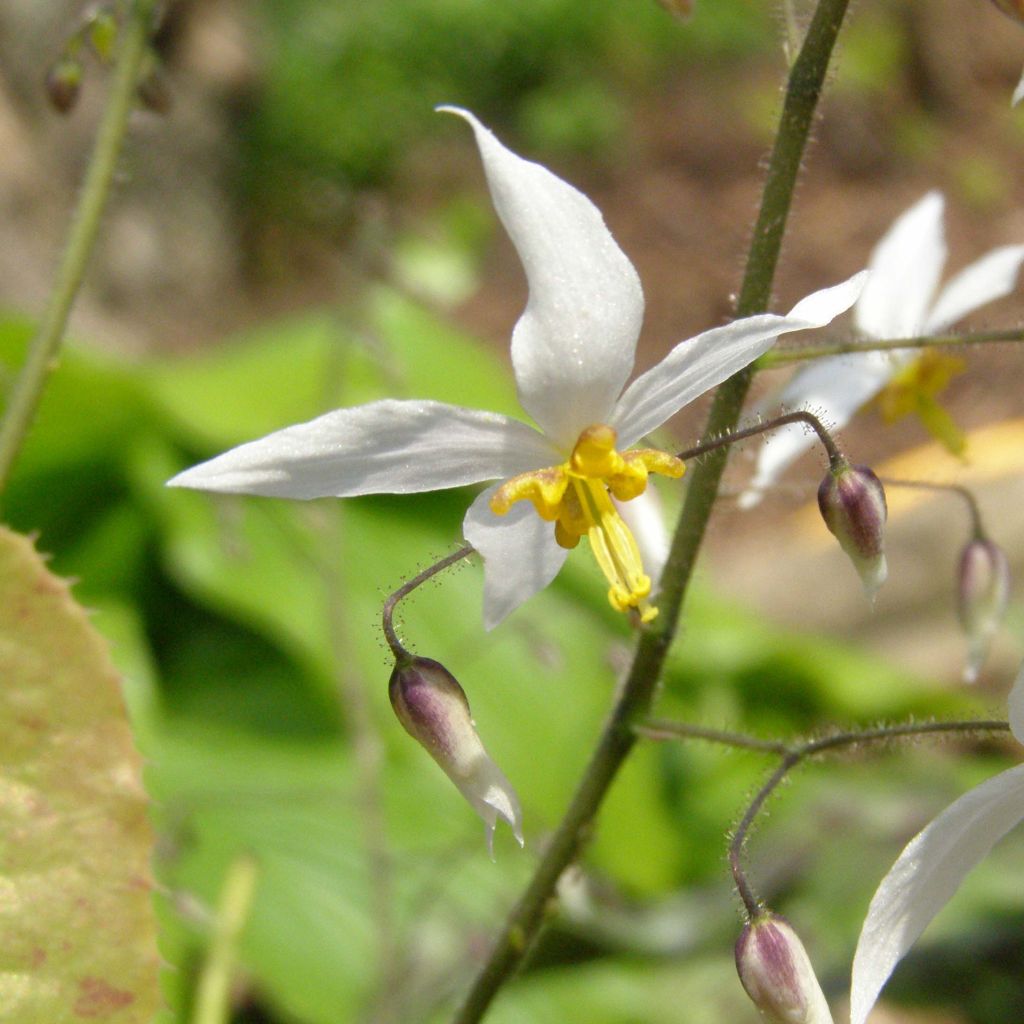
left=0, top=526, right=160, bottom=1022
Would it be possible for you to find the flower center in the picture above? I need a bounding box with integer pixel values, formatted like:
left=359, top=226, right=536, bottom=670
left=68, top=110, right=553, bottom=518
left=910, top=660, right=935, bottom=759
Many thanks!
left=490, top=424, right=685, bottom=622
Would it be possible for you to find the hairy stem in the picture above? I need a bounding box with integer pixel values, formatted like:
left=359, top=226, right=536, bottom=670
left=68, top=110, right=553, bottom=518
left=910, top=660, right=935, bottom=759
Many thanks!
left=450, top=0, right=850, bottom=1019
left=382, top=546, right=475, bottom=660
left=759, top=327, right=1024, bottom=367
left=0, top=0, right=156, bottom=493
left=726, top=719, right=1010, bottom=917
left=675, top=409, right=843, bottom=466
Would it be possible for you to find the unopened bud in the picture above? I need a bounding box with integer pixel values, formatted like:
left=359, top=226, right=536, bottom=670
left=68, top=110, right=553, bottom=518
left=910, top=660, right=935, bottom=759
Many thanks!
left=957, top=537, right=1010, bottom=683
left=817, top=461, right=888, bottom=600
left=45, top=57, right=83, bottom=114
left=735, top=915, right=834, bottom=1024
left=389, top=655, right=523, bottom=855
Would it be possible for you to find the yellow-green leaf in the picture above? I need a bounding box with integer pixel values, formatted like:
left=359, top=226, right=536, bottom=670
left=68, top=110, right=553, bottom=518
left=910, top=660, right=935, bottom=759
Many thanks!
left=0, top=526, right=160, bottom=1022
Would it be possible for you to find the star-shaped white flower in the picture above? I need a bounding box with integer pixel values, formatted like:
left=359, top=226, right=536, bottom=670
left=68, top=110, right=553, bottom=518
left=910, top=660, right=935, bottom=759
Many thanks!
left=169, top=107, right=864, bottom=628
left=740, top=192, right=1024, bottom=508
left=850, top=662, right=1024, bottom=1023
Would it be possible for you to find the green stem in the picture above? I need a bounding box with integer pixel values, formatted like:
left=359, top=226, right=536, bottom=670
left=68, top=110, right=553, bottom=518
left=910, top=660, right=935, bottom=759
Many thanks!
left=759, top=327, right=1024, bottom=367
left=0, top=0, right=156, bottom=493
left=450, top=0, right=850, bottom=1020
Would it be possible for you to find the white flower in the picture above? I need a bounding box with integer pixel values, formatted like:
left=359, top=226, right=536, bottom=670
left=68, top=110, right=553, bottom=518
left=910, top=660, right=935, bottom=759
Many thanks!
left=849, top=662, right=1024, bottom=1024
left=740, top=192, right=1024, bottom=508
left=169, top=107, right=864, bottom=629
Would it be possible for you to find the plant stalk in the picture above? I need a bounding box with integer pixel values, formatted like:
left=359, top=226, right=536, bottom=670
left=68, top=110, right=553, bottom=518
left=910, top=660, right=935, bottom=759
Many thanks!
left=0, top=0, right=156, bottom=493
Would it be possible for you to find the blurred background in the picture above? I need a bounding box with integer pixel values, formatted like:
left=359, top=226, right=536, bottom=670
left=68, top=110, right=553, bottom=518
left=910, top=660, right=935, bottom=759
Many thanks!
left=2, top=0, right=1024, bottom=1020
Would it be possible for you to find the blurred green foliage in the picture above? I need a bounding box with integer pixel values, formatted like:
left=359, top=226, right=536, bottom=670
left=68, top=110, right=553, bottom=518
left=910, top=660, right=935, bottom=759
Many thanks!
left=239, top=0, right=769, bottom=211
left=1, top=290, right=1017, bottom=1022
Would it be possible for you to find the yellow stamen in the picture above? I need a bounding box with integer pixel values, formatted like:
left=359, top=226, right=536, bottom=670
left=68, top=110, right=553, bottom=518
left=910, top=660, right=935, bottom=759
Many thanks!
left=488, top=424, right=685, bottom=621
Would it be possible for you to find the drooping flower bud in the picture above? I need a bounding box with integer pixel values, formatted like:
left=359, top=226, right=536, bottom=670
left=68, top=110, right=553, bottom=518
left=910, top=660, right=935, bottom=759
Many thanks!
left=957, top=537, right=1010, bottom=684
left=735, top=915, right=834, bottom=1024
left=45, top=57, right=83, bottom=114
left=389, top=655, right=523, bottom=855
left=817, top=461, right=888, bottom=600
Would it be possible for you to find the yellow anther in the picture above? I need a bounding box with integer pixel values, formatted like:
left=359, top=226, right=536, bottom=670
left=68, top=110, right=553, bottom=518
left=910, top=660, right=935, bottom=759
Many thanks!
left=490, top=424, right=683, bottom=622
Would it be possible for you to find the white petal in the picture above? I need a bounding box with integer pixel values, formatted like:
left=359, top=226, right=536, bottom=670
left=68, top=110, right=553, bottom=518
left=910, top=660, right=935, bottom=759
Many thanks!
left=611, top=273, right=866, bottom=447
left=167, top=399, right=557, bottom=498
left=738, top=350, right=907, bottom=507
left=441, top=107, right=644, bottom=448
left=850, top=763, right=1024, bottom=1024
left=1014, top=68, right=1024, bottom=106
left=855, top=192, right=946, bottom=339
left=1009, top=660, right=1024, bottom=745
left=926, top=244, right=1024, bottom=333
left=463, top=485, right=568, bottom=630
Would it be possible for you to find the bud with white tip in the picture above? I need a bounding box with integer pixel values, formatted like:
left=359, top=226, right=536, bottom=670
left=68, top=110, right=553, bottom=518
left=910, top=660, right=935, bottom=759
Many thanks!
left=957, top=537, right=1010, bottom=684
left=389, top=654, right=523, bottom=856
left=817, top=461, right=888, bottom=600
left=735, top=914, right=834, bottom=1024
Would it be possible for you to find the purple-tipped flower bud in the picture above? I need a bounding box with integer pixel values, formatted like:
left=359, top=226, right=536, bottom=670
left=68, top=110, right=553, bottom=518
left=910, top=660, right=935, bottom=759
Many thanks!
left=389, top=655, right=523, bottom=855
left=45, top=57, right=83, bottom=114
left=957, top=537, right=1010, bottom=684
left=735, top=915, right=834, bottom=1024
left=817, top=461, right=888, bottom=600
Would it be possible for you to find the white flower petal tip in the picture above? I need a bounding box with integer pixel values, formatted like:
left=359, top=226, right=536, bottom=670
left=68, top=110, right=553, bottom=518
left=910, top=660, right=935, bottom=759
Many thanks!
left=860, top=554, right=888, bottom=606
left=466, top=757, right=526, bottom=860
left=389, top=655, right=524, bottom=854
left=1013, top=69, right=1024, bottom=106
left=850, top=761, right=1024, bottom=1024
left=785, top=270, right=868, bottom=326
left=440, top=105, right=644, bottom=448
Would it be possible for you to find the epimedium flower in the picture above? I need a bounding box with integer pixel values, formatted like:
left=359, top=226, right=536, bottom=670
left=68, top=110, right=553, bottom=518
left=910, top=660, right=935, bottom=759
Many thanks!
left=849, top=661, right=1024, bottom=1024
left=740, top=192, right=1024, bottom=508
left=168, top=107, right=865, bottom=629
